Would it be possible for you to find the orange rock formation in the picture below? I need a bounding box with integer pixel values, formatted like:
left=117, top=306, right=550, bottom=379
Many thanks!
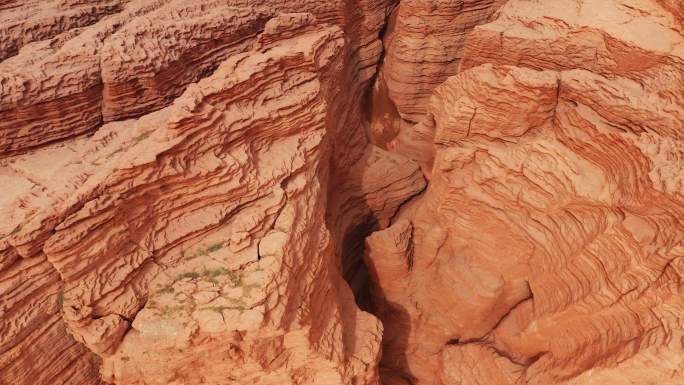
left=1, top=1, right=683, bottom=385
left=367, top=0, right=684, bottom=384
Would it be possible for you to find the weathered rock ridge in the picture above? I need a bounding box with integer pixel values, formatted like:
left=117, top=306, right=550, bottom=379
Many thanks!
left=1, top=1, right=415, bottom=384
left=367, top=0, right=684, bottom=384
left=1, top=1, right=684, bottom=385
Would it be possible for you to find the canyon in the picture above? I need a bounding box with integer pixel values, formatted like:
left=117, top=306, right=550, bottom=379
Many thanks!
left=0, top=1, right=683, bottom=385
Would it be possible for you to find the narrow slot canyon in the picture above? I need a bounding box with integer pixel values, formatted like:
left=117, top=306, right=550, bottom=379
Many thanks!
left=2, top=1, right=684, bottom=385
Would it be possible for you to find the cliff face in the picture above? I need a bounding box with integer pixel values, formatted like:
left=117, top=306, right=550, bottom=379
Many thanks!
left=367, top=0, right=684, bottom=384
left=0, top=1, right=420, bottom=384
left=1, top=1, right=684, bottom=385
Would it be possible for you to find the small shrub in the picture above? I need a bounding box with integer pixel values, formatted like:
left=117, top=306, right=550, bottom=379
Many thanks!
left=205, top=306, right=227, bottom=314
left=206, top=242, right=224, bottom=253
left=174, top=272, right=200, bottom=282
left=201, top=304, right=245, bottom=313
left=185, top=241, right=225, bottom=260
left=228, top=272, right=242, bottom=286
left=159, top=305, right=190, bottom=318
left=200, top=267, right=239, bottom=285
left=56, top=291, right=65, bottom=308
left=202, top=267, right=227, bottom=279
left=157, top=287, right=174, bottom=295
left=132, top=131, right=150, bottom=144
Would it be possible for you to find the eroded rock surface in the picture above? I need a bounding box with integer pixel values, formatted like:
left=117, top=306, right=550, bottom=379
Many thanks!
left=367, top=0, right=684, bottom=384
left=1, top=1, right=419, bottom=384
left=367, top=0, right=505, bottom=165
left=2, top=0, right=684, bottom=385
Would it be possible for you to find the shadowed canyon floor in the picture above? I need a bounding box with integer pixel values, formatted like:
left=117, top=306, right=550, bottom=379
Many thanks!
left=1, top=1, right=684, bottom=385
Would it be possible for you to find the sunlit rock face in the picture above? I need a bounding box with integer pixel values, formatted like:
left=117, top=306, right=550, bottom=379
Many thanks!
left=367, top=0, right=506, bottom=175
left=2, top=1, right=684, bottom=385
left=366, top=1, right=684, bottom=384
left=0, top=1, right=426, bottom=384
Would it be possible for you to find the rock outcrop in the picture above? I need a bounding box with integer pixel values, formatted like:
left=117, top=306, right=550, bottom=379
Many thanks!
left=3, top=0, right=684, bottom=384
left=0, top=0, right=393, bottom=156
left=0, top=0, right=127, bottom=61
left=0, top=0, right=171, bottom=155
left=367, top=0, right=505, bottom=158
left=375, top=0, right=505, bottom=123
left=366, top=0, right=684, bottom=384
left=1, top=1, right=426, bottom=384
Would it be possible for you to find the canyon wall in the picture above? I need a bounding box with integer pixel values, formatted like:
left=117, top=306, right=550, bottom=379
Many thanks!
left=0, top=1, right=425, bottom=384
left=367, top=0, right=684, bottom=384
left=2, top=0, right=684, bottom=385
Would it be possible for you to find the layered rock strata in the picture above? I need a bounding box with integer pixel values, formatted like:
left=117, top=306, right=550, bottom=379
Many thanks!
left=367, top=0, right=506, bottom=157
left=0, top=0, right=394, bottom=157
left=99, top=2, right=270, bottom=121
left=0, top=0, right=430, bottom=384
left=0, top=0, right=171, bottom=155
left=3, top=0, right=684, bottom=384
left=366, top=1, right=684, bottom=384
left=0, top=0, right=127, bottom=61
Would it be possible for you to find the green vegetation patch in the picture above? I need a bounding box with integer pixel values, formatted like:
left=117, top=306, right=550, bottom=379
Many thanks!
left=185, top=241, right=225, bottom=260
left=206, top=242, right=224, bottom=253
left=56, top=291, right=65, bottom=308
left=156, top=286, right=175, bottom=295
left=132, top=131, right=150, bottom=145
left=173, top=271, right=201, bottom=282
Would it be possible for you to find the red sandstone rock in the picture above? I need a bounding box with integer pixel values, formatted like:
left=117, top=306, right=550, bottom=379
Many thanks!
left=0, top=0, right=126, bottom=61
left=100, top=2, right=270, bottom=121
left=0, top=1, right=414, bottom=385
left=0, top=0, right=171, bottom=155
left=367, top=0, right=505, bottom=162
left=367, top=1, right=684, bottom=384
left=2, top=0, right=684, bottom=385
left=376, top=0, right=506, bottom=124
